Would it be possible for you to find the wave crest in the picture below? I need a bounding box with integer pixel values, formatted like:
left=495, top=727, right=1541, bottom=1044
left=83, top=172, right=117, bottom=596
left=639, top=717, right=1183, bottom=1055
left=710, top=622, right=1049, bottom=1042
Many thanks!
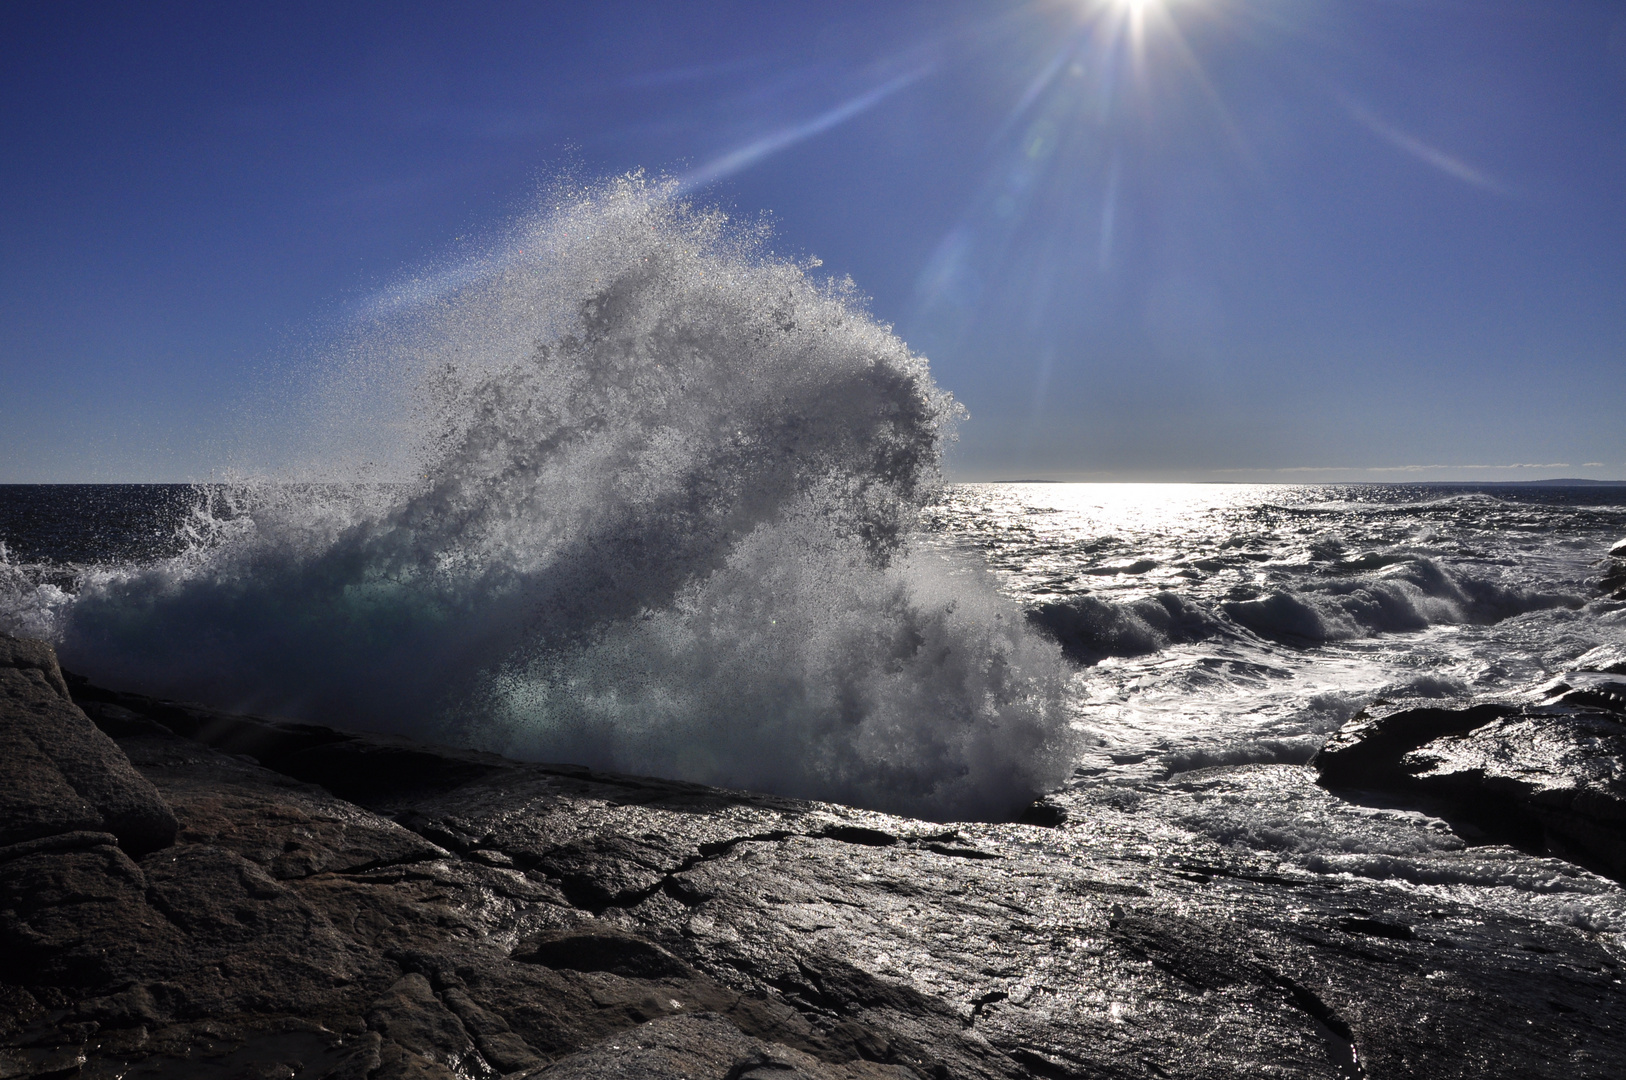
left=36, top=176, right=1080, bottom=820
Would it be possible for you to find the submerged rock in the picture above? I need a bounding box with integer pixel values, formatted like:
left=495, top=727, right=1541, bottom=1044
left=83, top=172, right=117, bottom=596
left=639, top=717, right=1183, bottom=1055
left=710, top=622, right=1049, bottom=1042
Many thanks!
left=1572, top=644, right=1626, bottom=677
left=2, top=636, right=1626, bottom=1077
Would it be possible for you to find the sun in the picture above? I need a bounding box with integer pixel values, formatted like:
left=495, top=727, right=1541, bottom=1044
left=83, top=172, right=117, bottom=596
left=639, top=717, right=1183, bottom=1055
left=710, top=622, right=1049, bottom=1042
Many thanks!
left=1100, top=0, right=1193, bottom=23
left=1087, top=0, right=1190, bottom=61
left=1091, top=0, right=1176, bottom=37
left=1098, top=0, right=1168, bottom=15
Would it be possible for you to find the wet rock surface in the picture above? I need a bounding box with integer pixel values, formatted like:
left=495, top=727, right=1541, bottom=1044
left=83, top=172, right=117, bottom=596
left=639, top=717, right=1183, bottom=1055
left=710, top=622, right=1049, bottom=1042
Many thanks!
left=1, top=637, right=1625, bottom=1077
left=1600, top=540, right=1626, bottom=599
left=1312, top=664, right=1626, bottom=883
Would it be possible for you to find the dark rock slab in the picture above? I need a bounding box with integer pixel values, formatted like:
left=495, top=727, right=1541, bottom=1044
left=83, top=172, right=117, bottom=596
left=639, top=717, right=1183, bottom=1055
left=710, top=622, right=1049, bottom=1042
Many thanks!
left=366, top=972, right=495, bottom=1078
left=515, top=921, right=696, bottom=979
left=2, top=650, right=1624, bottom=1077
left=0, top=831, right=175, bottom=990
left=67, top=672, right=511, bottom=805
left=401, top=758, right=1626, bottom=1079
left=1399, top=710, right=1626, bottom=879
left=1310, top=700, right=1516, bottom=790
left=0, top=635, right=177, bottom=855
left=532, top=1014, right=899, bottom=1080
left=115, top=729, right=449, bottom=880
left=1313, top=686, right=1626, bottom=883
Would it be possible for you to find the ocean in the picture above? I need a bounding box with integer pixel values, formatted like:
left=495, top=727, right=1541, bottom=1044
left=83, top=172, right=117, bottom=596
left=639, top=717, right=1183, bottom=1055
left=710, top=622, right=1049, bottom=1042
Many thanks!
left=4, top=480, right=1623, bottom=816
left=1, top=180, right=1622, bottom=825
left=931, top=481, right=1626, bottom=782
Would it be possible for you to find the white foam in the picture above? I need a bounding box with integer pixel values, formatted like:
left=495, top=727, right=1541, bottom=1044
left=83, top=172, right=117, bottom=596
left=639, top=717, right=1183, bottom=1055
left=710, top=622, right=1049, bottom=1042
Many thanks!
left=24, top=176, right=1080, bottom=821
left=1221, top=557, right=1581, bottom=644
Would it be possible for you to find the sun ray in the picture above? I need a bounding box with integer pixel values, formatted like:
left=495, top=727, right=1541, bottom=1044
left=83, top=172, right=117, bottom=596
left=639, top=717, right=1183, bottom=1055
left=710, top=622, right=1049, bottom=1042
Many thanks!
left=1149, top=7, right=1260, bottom=172
left=1332, top=90, right=1508, bottom=194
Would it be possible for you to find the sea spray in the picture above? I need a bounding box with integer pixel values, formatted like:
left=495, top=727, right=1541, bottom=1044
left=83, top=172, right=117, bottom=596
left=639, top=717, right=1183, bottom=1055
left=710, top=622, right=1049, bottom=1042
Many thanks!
left=33, top=175, right=1081, bottom=820
left=480, top=506, right=1073, bottom=821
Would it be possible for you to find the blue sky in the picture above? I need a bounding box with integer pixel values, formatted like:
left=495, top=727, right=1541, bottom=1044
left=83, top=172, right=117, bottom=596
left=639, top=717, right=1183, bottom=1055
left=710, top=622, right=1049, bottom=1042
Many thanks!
left=2, top=0, right=1623, bottom=482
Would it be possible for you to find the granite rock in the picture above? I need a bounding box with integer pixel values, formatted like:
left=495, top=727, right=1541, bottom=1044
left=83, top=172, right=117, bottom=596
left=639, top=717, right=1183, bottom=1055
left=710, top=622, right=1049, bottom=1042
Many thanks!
left=1312, top=674, right=1626, bottom=883
left=1310, top=700, right=1517, bottom=790
left=1, top=645, right=1624, bottom=1077
left=0, top=634, right=177, bottom=855
left=1600, top=540, right=1626, bottom=599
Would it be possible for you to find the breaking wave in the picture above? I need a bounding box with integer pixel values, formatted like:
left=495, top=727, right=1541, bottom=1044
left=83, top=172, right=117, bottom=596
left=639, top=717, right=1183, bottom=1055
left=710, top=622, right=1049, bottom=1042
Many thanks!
left=1024, top=555, right=1581, bottom=663
left=1027, top=591, right=1220, bottom=664
left=11, top=176, right=1080, bottom=821
left=1220, top=557, right=1582, bottom=643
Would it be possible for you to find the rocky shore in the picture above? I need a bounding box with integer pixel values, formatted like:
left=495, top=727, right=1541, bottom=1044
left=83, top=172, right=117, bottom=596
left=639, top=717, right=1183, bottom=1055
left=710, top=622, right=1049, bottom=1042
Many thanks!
left=5, top=632, right=1626, bottom=1078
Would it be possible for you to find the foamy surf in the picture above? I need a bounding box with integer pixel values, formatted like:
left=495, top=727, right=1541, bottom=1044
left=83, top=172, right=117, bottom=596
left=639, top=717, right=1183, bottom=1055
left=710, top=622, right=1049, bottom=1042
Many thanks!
left=19, top=176, right=1082, bottom=821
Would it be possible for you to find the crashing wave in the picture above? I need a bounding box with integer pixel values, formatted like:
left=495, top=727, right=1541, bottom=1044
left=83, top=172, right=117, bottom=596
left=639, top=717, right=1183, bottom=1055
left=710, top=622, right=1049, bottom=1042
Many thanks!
left=1221, top=556, right=1581, bottom=643
left=1023, top=553, right=1581, bottom=663
left=1026, top=591, right=1221, bottom=663
left=12, top=176, right=1080, bottom=821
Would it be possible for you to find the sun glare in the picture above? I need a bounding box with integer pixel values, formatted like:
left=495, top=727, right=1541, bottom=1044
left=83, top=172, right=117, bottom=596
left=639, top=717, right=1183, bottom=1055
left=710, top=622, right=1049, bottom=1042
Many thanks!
left=1090, top=0, right=1179, bottom=52
left=1081, top=0, right=1212, bottom=79
left=1102, top=0, right=1167, bottom=16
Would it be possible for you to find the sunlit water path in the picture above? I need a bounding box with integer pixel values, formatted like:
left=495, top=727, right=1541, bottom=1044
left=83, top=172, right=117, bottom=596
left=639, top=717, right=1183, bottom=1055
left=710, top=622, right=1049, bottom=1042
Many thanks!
left=926, top=482, right=1626, bottom=780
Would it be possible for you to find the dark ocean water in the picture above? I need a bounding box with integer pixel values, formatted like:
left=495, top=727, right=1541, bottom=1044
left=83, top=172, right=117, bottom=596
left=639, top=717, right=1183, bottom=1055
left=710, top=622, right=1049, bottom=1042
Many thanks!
left=0, top=484, right=202, bottom=565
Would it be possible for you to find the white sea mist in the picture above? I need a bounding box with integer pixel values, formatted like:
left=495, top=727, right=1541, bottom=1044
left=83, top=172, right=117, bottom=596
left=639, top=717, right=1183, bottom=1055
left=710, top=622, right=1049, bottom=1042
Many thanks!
left=26, top=176, right=1081, bottom=821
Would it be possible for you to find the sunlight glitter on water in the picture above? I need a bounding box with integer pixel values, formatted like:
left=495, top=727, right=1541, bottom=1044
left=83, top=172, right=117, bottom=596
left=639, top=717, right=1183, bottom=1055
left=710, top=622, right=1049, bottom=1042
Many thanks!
left=928, top=482, right=1626, bottom=779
